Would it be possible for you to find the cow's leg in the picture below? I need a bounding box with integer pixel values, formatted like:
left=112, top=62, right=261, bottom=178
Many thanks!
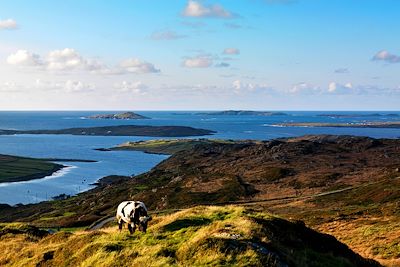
left=118, top=219, right=123, bottom=231
left=127, top=223, right=135, bottom=234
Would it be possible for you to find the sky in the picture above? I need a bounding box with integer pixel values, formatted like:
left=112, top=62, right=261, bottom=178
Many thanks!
left=0, top=0, right=399, bottom=110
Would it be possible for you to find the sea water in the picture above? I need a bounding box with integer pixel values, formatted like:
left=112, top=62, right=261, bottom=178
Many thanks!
left=0, top=111, right=399, bottom=204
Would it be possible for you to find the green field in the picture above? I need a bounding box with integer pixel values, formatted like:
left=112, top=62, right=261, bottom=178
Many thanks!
left=0, top=154, right=62, bottom=183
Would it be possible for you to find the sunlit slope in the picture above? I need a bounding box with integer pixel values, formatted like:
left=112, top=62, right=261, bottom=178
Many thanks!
left=0, top=206, right=379, bottom=267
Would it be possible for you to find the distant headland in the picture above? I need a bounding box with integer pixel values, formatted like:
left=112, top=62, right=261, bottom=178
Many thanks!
left=317, top=113, right=399, bottom=118
left=0, top=125, right=215, bottom=137
left=197, top=110, right=288, bottom=116
left=275, top=121, right=400, bottom=128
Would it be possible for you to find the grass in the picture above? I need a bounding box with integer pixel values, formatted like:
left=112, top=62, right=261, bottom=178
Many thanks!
left=0, top=206, right=379, bottom=267
left=0, top=154, right=61, bottom=183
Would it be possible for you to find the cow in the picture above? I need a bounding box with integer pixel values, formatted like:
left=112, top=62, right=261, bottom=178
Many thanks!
left=116, top=201, right=152, bottom=234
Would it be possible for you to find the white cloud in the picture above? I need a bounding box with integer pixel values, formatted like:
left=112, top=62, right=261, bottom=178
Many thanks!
left=7, top=48, right=160, bottom=74
left=182, top=55, right=213, bottom=68
left=113, top=81, right=148, bottom=95
left=0, top=19, right=18, bottom=30
left=7, top=50, right=42, bottom=66
left=47, top=48, right=97, bottom=71
left=182, top=0, right=234, bottom=18
left=289, top=82, right=320, bottom=94
left=63, top=80, right=96, bottom=93
left=119, top=58, right=160, bottom=74
left=0, top=81, right=22, bottom=92
left=232, top=80, right=272, bottom=94
left=223, top=48, right=240, bottom=55
left=372, top=50, right=400, bottom=64
left=151, top=30, right=187, bottom=40
left=35, top=79, right=95, bottom=93
left=328, top=82, right=353, bottom=94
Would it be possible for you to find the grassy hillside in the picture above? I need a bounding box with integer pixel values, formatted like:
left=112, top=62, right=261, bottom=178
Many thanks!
left=0, top=154, right=63, bottom=183
left=0, top=206, right=379, bottom=267
left=1, top=135, right=399, bottom=265
left=111, top=139, right=243, bottom=154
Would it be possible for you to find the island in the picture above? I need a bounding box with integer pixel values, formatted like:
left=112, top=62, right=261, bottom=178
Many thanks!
left=0, top=125, right=215, bottom=137
left=197, top=110, right=288, bottom=116
left=86, top=112, right=150, bottom=120
left=272, top=121, right=400, bottom=128
left=0, top=154, right=63, bottom=183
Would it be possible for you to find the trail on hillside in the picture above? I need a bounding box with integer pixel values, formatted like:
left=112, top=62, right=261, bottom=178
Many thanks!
left=88, top=176, right=399, bottom=231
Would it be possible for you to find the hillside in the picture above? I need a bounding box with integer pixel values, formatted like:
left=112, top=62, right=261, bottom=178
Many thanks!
left=108, top=139, right=241, bottom=154
left=0, top=206, right=380, bottom=267
left=0, top=135, right=399, bottom=265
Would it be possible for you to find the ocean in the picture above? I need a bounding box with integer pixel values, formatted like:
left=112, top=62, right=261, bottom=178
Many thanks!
left=0, top=111, right=399, bottom=205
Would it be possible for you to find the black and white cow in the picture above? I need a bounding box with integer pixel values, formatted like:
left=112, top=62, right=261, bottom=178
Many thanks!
left=116, top=201, right=152, bottom=234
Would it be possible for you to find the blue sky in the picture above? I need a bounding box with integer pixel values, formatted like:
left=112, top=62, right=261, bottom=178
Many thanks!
left=0, top=0, right=399, bottom=110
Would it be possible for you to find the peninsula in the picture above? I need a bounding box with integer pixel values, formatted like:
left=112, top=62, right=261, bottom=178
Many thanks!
left=106, top=138, right=243, bottom=154
left=317, top=113, right=399, bottom=118
left=0, top=154, right=63, bottom=183
left=0, top=125, right=215, bottom=137
left=86, top=111, right=150, bottom=120
left=274, top=121, right=400, bottom=128
left=198, top=110, right=287, bottom=116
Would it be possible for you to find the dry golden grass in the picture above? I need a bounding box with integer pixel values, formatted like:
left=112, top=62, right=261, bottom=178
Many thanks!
left=0, top=206, right=382, bottom=267
left=0, top=206, right=270, bottom=267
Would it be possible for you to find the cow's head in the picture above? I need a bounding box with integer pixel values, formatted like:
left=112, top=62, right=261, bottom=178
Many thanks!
left=138, top=216, right=152, bottom=233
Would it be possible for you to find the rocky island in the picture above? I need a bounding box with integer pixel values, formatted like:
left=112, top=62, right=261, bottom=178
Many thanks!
left=86, top=111, right=150, bottom=120
left=198, top=110, right=287, bottom=116
left=0, top=125, right=215, bottom=137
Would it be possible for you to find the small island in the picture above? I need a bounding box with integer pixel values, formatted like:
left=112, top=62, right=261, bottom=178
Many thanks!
left=274, top=121, right=400, bottom=128
left=86, top=112, right=150, bottom=120
left=0, top=125, right=215, bottom=137
left=198, top=110, right=288, bottom=116
left=0, top=154, right=64, bottom=183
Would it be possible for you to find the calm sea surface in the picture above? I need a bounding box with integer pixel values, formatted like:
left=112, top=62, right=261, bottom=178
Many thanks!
left=0, top=111, right=399, bottom=205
